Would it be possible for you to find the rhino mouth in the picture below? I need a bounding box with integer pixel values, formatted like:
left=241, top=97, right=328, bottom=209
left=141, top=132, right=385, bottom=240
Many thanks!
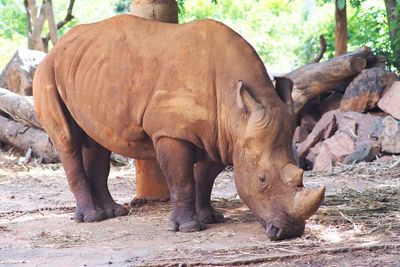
left=264, top=221, right=305, bottom=240
left=259, top=215, right=306, bottom=241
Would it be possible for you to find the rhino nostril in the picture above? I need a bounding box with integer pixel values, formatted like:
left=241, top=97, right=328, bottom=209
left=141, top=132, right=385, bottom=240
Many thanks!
left=266, top=224, right=280, bottom=240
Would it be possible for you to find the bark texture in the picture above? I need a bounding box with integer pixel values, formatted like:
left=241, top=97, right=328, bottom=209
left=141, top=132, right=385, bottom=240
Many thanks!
left=0, top=115, right=59, bottom=163
left=0, top=87, right=41, bottom=128
left=130, top=0, right=178, bottom=23
left=334, top=2, right=348, bottom=56
left=384, top=0, right=400, bottom=70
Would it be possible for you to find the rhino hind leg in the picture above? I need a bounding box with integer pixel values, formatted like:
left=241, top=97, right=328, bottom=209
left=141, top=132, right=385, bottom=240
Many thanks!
left=56, top=136, right=108, bottom=223
left=156, top=137, right=205, bottom=232
left=82, top=135, right=128, bottom=219
left=194, top=161, right=225, bottom=224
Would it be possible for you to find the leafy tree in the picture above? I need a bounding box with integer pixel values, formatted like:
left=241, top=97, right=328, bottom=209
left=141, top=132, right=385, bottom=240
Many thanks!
left=319, top=0, right=399, bottom=70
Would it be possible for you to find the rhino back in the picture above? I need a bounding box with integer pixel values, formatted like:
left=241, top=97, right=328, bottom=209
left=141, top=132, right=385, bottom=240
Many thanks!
left=48, top=14, right=272, bottom=160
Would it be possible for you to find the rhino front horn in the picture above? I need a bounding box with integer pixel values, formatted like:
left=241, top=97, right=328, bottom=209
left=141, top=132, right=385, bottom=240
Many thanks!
left=292, top=186, right=325, bottom=220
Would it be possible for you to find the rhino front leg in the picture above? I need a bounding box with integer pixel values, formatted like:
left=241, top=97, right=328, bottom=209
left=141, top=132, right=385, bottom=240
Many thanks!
left=195, top=161, right=225, bottom=224
left=82, top=135, right=128, bottom=219
left=156, top=138, right=205, bottom=232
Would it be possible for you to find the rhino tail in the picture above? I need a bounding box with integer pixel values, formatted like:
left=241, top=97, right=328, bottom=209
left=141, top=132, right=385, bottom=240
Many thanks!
left=33, top=58, right=83, bottom=152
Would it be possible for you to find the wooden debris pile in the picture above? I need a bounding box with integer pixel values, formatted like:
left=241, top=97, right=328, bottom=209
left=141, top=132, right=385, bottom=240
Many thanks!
left=0, top=49, right=57, bottom=163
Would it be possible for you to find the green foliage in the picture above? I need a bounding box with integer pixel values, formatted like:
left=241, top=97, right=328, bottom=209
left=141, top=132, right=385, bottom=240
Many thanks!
left=349, top=7, right=392, bottom=67
left=0, top=0, right=27, bottom=39
left=114, top=0, right=130, bottom=14
left=0, top=0, right=397, bottom=72
left=178, top=0, right=218, bottom=17
left=338, top=0, right=346, bottom=9
left=183, top=0, right=332, bottom=71
left=317, top=0, right=367, bottom=9
left=312, top=0, right=398, bottom=71
left=177, top=0, right=187, bottom=15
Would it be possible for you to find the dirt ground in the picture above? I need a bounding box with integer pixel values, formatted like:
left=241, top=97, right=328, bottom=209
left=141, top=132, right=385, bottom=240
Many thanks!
left=0, top=150, right=399, bottom=267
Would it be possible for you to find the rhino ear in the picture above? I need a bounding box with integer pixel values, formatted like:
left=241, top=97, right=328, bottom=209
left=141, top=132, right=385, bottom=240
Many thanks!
left=236, top=80, right=261, bottom=114
left=274, top=77, right=293, bottom=107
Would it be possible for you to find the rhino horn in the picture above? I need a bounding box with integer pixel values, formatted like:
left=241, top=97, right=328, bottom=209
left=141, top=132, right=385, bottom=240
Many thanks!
left=292, top=186, right=325, bottom=220
left=281, top=163, right=304, bottom=187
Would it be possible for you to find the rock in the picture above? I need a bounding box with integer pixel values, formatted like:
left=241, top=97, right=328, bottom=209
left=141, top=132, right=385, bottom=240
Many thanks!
left=0, top=49, right=46, bottom=96
left=293, top=125, right=309, bottom=144
left=343, top=138, right=380, bottom=164
left=340, top=67, right=387, bottom=112
left=312, top=144, right=333, bottom=172
left=323, top=132, right=355, bottom=163
left=378, top=81, right=400, bottom=120
left=306, top=132, right=355, bottom=172
left=305, top=142, right=323, bottom=165
left=297, top=110, right=337, bottom=164
left=321, top=91, right=343, bottom=114
left=376, top=155, right=396, bottom=162
left=335, top=111, right=383, bottom=139
left=380, top=116, right=400, bottom=153
left=380, top=72, right=398, bottom=97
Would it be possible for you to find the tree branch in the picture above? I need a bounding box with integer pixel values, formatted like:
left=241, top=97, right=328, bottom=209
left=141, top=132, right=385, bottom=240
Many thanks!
left=23, top=0, right=33, bottom=35
left=43, top=0, right=59, bottom=46
left=55, top=0, right=76, bottom=30
left=311, top=35, right=327, bottom=63
left=42, top=0, right=75, bottom=49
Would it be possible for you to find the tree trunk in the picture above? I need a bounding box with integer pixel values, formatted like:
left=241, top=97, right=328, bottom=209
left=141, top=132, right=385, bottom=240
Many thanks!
left=24, top=0, right=75, bottom=52
left=134, top=159, right=170, bottom=202
left=130, top=0, right=178, bottom=203
left=130, top=0, right=178, bottom=23
left=384, top=0, right=400, bottom=70
left=25, top=0, right=47, bottom=51
left=334, top=1, right=348, bottom=57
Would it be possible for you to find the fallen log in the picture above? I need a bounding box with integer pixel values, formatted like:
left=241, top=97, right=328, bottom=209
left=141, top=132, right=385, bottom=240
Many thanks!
left=0, top=114, right=59, bottom=163
left=0, top=87, right=41, bottom=129
left=284, top=46, right=375, bottom=114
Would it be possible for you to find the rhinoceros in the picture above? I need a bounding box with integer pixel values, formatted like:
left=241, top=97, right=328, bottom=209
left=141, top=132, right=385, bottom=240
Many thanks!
left=33, top=14, right=325, bottom=240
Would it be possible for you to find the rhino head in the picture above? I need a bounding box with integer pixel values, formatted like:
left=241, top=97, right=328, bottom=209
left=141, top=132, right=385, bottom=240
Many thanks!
left=232, top=78, right=325, bottom=240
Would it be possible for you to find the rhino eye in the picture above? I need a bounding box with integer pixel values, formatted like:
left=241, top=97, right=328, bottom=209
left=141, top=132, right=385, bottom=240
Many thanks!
left=258, top=175, right=266, bottom=183
left=258, top=175, right=272, bottom=191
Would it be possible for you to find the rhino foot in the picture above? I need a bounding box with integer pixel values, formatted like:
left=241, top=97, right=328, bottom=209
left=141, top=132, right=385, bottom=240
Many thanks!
left=73, top=208, right=108, bottom=223
left=103, top=203, right=129, bottom=219
left=166, top=215, right=206, bottom=232
left=197, top=207, right=225, bottom=224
